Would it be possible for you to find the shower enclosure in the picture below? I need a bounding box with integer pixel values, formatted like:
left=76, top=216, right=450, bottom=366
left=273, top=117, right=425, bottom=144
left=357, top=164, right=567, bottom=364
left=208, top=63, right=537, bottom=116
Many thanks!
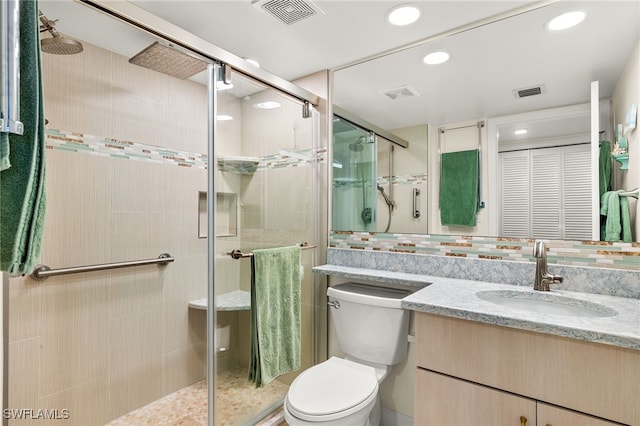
left=3, top=2, right=324, bottom=425
left=332, top=117, right=377, bottom=232
left=213, top=69, right=322, bottom=425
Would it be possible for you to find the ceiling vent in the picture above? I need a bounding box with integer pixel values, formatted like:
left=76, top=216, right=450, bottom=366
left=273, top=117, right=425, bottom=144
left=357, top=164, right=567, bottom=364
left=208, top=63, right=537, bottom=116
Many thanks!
left=383, top=85, right=420, bottom=101
left=513, top=84, right=547, bottom=99
left=252, top=0, right=325, bottom=26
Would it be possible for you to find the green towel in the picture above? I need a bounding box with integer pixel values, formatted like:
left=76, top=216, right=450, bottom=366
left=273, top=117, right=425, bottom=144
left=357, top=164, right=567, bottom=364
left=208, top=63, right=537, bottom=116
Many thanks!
left=599, top=141, right=611, bottom=199
left=439, top=149, right=479, bottom=227
left=249, top=245, right=301, bottom=387
left=600, top=191, right=631, bottom=242
left=0, top=0, right=47, bottom=275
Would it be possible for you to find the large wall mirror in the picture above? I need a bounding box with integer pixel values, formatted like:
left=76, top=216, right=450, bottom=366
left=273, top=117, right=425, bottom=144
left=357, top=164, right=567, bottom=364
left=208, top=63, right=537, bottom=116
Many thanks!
left=332, top=0, right=639, bottom=241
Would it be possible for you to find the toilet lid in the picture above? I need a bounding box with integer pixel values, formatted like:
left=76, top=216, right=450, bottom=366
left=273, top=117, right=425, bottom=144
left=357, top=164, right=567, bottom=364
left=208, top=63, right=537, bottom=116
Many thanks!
left=287, top=357, right=378, bottom=418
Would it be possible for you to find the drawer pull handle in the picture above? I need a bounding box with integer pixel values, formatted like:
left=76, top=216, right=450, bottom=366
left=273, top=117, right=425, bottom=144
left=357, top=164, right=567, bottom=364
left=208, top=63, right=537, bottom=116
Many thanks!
left=520, top=416, right=527, bottom=426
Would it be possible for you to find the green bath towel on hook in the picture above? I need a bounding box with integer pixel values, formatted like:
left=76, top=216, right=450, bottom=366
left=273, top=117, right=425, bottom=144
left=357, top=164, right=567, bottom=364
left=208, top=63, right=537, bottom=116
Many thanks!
left=249, top=245, right=301, bottom=387
left=439, top=149, right=480, bottom=227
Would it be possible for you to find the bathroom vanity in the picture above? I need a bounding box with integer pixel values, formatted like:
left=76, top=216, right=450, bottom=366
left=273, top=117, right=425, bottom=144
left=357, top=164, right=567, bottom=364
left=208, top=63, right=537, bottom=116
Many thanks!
left=404, top=282, right=640, bottom=426
left=414, top=313, right=637, bottom=425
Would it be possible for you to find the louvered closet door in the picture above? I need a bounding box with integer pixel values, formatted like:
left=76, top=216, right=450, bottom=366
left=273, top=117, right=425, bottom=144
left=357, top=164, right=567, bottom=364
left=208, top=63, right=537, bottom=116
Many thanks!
left=499, top=150, right=531, bottom=237
left=531, top=147, right=562, bottom=239
left=499, top=144, right=592, bottom=240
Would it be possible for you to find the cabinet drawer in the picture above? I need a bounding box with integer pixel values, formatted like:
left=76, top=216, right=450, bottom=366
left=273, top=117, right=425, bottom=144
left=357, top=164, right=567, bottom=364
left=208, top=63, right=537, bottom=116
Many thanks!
left=537, top=403, right=621, bottom=426
left=415, top=368, right=536, bottom=426
left=415, top=312, right=639, bottom=425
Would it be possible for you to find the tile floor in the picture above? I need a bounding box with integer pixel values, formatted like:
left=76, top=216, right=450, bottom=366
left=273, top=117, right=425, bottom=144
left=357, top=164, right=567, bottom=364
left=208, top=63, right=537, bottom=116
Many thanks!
left=107, top=367, right=288, bottom=425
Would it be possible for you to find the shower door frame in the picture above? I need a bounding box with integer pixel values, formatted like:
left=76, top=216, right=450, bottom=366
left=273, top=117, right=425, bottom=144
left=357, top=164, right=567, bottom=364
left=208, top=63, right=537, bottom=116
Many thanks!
left=74, top=2, right=322, bottom=424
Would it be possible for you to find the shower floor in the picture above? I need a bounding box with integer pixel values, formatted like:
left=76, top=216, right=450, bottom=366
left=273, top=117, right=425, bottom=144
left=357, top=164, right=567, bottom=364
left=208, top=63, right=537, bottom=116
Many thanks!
left=107, top=366, right=289, bottom=425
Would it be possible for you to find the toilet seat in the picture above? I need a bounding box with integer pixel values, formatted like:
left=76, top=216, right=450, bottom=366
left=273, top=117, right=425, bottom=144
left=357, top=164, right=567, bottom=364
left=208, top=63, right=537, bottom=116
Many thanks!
left=286, top=357, right=379, bottom=422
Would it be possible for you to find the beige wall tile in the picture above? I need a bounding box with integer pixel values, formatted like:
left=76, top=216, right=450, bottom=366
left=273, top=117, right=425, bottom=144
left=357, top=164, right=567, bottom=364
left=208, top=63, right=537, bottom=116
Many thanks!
left=8, top=338, right=40, bottom=426
left=163, top=343, right=207, bottom=395
left=109, top=309, right=163, bottom=419
left=8, top=277, right=40, bottom=343
left=41, top=151, right=112, bottom=267
left=109, top=269, right=164, bottom=320
left=39, top=376, right=109, bottom=426
left=163, top=256, right=207, bottom=354
left=39, top=276, right=109, bottom=397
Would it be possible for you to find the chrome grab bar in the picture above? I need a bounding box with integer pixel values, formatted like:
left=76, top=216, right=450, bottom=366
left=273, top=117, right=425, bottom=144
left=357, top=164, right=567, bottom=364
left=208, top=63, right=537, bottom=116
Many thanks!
left=30, top=253, right=174, bottom=281
left=227, top=242, right=316, bottom=260
left=413, top=188, right=421, bottom=218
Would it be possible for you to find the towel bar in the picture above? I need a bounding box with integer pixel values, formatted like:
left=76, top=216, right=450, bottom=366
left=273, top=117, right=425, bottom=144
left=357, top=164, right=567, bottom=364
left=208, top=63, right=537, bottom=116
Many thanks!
left=30, top=253, right=174, bottom=281
left=228, top=243, right=316, bottom=260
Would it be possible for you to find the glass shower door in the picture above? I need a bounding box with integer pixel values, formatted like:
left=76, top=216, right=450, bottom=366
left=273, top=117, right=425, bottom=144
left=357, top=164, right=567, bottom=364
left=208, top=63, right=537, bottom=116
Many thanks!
left=213, top=70, right=320, bottom=425
left=332, top=117, right=377, bottom=232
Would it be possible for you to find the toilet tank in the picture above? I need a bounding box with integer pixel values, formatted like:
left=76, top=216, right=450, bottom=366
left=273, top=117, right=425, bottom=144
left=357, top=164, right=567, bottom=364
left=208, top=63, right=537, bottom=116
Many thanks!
left=328, top=282, right=412, bottom=366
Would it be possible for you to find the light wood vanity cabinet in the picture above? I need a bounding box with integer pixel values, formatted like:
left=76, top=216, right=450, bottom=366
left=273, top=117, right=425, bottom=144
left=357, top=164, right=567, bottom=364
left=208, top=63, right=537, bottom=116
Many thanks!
left=414, top=313, right=640, bottom=426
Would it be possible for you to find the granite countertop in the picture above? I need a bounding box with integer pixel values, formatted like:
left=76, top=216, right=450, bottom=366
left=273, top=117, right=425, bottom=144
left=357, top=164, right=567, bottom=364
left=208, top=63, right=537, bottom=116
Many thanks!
left=313, top=265, right=640, bottom=351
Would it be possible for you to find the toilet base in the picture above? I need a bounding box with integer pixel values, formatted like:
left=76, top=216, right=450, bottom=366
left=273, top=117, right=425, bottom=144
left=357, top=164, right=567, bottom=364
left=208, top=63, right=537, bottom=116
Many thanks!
left=283, top=394, right=380, bottom=426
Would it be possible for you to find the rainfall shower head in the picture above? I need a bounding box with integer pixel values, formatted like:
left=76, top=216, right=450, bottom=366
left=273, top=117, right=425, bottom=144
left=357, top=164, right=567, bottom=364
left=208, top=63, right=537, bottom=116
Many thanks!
left=129, top=42, right=208, bottom=80
left=348, top=135, right=371, bottom=152
left=39, top=11, right=83, bottom=55
left=349, top=140, right=364, bottom=152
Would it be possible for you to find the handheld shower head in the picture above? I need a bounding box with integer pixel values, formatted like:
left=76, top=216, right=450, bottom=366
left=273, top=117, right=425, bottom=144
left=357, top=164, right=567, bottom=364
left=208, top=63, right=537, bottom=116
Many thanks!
left=377, top=184, right=394, bottom=209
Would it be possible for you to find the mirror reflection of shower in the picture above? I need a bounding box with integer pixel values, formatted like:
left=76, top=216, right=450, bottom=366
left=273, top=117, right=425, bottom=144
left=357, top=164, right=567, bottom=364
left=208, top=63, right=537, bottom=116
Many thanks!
left=350, top=133, right=375, bottom=226
left=332, top=117, right=377, bottom=232
left=377, top=143, right=395, bottom=232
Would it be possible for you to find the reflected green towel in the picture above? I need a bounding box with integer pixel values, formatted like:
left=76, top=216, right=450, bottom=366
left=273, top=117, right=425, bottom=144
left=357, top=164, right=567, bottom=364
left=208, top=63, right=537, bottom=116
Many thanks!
left=600, top=191, right=631, bottom=242
left=599, top=141, right=611, bottom=199
left=0, top=0, right=47, bottom=275
left=439, top=149, right=479, bottom=227
left=249, top=245, right=301, bottom=387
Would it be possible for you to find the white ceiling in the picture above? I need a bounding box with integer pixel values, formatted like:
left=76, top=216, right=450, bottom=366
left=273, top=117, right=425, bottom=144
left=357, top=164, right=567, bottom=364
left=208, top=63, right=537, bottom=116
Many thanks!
left=38, top=0, right=639, bottom=139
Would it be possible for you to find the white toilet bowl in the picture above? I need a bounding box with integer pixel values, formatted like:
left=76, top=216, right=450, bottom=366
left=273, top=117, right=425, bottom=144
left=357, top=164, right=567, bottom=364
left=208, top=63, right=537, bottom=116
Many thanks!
left=284, top=357, right=379, bottom=425
left=284, top=283, right=411, bottom=426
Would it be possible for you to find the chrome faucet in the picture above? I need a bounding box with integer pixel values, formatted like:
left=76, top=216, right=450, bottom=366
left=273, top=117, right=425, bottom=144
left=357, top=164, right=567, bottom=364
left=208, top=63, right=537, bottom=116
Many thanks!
left=533, top=241, right=563, bottom=291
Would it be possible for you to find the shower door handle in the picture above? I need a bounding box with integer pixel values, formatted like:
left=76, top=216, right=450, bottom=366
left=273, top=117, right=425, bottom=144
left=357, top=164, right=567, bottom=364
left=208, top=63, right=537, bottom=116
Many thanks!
left=413, top=188, right=421, bottom=218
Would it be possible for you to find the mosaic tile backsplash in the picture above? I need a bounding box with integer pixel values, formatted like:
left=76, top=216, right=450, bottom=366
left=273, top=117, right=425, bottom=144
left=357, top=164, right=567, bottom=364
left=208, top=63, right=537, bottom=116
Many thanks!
left=330, top=231, right=640, bottom=270
left=329, top=232, right=640, bottom=298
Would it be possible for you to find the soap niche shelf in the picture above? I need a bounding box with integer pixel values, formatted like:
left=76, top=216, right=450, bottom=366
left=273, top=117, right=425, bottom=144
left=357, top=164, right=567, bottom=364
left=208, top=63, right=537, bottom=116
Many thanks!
left=217, top=155, right=260, bottom=174
left=198, top=191, right=238, bottom=238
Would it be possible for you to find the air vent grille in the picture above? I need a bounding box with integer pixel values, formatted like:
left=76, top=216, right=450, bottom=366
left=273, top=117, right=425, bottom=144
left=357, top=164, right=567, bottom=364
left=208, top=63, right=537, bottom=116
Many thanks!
left=513, top=84, right=547, bottom=99
left=383, top=85, right=420, bottom=101
left=253, top=0, right=324, bottom=25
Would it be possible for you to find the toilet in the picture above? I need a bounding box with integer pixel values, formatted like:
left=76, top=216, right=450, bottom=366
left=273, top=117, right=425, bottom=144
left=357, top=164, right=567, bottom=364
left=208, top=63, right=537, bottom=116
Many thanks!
left=284, top=282, right=411, bottom=425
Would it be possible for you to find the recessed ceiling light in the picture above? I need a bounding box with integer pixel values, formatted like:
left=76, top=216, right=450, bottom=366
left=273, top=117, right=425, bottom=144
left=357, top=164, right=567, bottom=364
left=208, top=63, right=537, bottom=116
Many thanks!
left=387, top=4, right=420, bottom=26
left=254, top=101, right=281, bottom=110
left=514, top=129, right=528, bottom=135
left=423, top=51, right=450, bottom=65
left=546, top=11, right=585, bottom=31
left=217, top=115, right=233, bottom=121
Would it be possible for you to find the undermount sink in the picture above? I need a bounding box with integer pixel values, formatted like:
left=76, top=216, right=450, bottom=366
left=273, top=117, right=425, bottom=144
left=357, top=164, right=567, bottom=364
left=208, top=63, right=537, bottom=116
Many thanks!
left=475, top=290, right=618, bottom=318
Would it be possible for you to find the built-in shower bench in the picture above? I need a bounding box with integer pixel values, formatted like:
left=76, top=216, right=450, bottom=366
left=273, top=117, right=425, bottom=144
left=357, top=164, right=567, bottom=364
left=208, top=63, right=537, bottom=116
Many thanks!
left=188, top=290, right=251, bottom=311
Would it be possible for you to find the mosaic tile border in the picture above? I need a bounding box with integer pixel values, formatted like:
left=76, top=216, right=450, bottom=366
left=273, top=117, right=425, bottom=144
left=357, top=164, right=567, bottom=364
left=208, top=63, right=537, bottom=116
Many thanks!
left=46, top=129, right=327, bottom=173
left=46, top=129, right=209, bottom=169
left=330, top=231, right=640, bottom=271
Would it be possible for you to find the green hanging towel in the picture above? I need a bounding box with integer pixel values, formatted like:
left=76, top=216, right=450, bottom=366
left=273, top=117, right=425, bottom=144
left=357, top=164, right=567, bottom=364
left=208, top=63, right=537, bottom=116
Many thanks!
left=248, top=245, right=301, bottom=387
left=0, top=0, right=47, bottom=275
left=439, top=149, right=479, bottom=227
left=599, top=140, right=612, bottom=199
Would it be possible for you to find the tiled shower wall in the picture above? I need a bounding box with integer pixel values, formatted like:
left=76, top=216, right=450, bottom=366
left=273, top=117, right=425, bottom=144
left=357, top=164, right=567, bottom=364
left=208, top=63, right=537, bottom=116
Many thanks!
left=7, top=39, right=208, bottom=424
